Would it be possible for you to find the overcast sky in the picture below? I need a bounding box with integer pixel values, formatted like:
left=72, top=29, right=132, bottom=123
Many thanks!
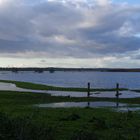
left=0, top=0, right=140, bottom=68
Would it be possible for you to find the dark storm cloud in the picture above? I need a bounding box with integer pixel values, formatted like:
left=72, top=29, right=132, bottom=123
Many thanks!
left=0, top=0, right=140, bottom=58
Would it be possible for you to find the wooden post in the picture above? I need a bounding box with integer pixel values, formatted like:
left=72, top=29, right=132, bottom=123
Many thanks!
left=116, top=83, right=119, bottom=107
left=87, top=82, right=90, bottom=97
left=87, top=102, right=90, bottom=108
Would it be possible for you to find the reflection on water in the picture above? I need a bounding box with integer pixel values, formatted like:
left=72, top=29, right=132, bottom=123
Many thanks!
left=36, top=101, right=128, bottom=108
left=0, top=82, right=140, bottom=99
left=117, top=107, right=140, bottom=112
left=48, top=90, right=140, bottom=98
left=36, top=101, right=140, bottom=112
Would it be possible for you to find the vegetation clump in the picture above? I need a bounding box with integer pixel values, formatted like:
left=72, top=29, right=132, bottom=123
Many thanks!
left=89, top=116, right=107, bottom=129
left=0, top=83, right=140, bottom=140
left=70, top=130, right=98, bottom=140
left=60, top=113, right=80, bottom=121
left=0, top=113, right=54, bottom=140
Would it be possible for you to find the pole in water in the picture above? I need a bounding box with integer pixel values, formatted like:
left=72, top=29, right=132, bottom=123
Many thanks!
left=87, top=102, right=90, bottom=108
left=116, top=83, right=119, bottom=107
left=87, top=82, right=90, bottom=97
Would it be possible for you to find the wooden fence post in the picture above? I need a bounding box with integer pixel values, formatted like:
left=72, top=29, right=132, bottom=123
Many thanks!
left=87, top=102, right=90, bottom=107
left=116, top=83, right=119, bottom=107
left=87, top=82, right=90, bottom=97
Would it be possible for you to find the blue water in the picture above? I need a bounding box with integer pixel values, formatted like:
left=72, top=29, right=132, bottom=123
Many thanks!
left=36, top=101, right=128, bottom=108
left=0, top=71, right=140, bottom=89
left=36, top=101, right=140, bottom=112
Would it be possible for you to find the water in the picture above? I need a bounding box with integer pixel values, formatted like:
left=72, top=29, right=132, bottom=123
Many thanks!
left=0, top=82, right=47, bottom=93
left=0, top=82, right=140, bottom=98
left=0, top=71, right=140, bottom=89
left=117, top=107, right=140, bottom=112
left=47, top=90, right=140, bottom=98
left=36, top=101, right=128, bottom=108
left=36, top=101, right=140, bottom=112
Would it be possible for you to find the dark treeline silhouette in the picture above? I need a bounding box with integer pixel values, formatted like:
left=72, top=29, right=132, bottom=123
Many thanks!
left=0, top=67, right=140, bottom=72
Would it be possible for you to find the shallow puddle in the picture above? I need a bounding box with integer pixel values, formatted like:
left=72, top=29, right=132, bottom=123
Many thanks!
left=36, top=101, right=128, bottom=108
left=0, top=82, right=46, bottom=93
left=35, top=101, right=140, bottom=112
left=48, top=90, right=140, bottom=98
left=116, top=107, right=140, bottom=112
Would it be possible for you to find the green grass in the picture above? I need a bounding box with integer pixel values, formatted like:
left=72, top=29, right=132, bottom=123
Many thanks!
left=0, top=80, right=140, bottom=139
left=0, top=79, right=128, bottom=92
left=0, top=90, right=140, bottom=139
left=2, top=107, right=140, bottom=140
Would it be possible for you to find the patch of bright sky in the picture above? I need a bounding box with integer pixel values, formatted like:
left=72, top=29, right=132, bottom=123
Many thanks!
left=0, top=57, right=140, bottom=68
left=0, top=58, right=42, bottom=67
left=112, top=0, right=140, bottom=5
left=134, top=33, right=140, bottom=38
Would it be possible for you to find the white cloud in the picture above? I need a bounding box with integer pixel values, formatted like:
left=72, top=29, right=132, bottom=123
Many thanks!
left=95, top=0, right=111, bottom=6
left=0, top=0, right=140, bottom=67
left=116, top=21, right=135, bottom=37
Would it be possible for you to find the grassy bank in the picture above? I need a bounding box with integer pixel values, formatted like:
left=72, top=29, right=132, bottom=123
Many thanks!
left=0, top=80, right=140, bottom=139
left=1, top=108, right=140, bottom=140
left=0, top=79, right=128, bottom=92
left=0, top=89, right=140, bottom=139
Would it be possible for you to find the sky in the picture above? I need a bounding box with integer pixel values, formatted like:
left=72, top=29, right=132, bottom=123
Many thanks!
left=0, top=0, right=140, bottom=68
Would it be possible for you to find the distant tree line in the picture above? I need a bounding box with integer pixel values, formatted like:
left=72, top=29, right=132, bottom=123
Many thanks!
left=0, top=67, right=140, bottom=72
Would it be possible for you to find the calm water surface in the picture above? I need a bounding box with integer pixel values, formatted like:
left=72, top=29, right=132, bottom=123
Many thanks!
left=36, top=101, right=127, bottom=108
left=0, top=71, right=140, bottom=89
left=0, top=82, right=47, bottom=93
left=36, top=101, right=140, bottom=112
left=48, top=90, right=140, bottom=98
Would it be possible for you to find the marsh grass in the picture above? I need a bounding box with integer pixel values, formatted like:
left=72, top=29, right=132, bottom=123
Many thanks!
left=0, top=81, right=140, bottom=140
left=0, top=113, right=54, bottom=140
